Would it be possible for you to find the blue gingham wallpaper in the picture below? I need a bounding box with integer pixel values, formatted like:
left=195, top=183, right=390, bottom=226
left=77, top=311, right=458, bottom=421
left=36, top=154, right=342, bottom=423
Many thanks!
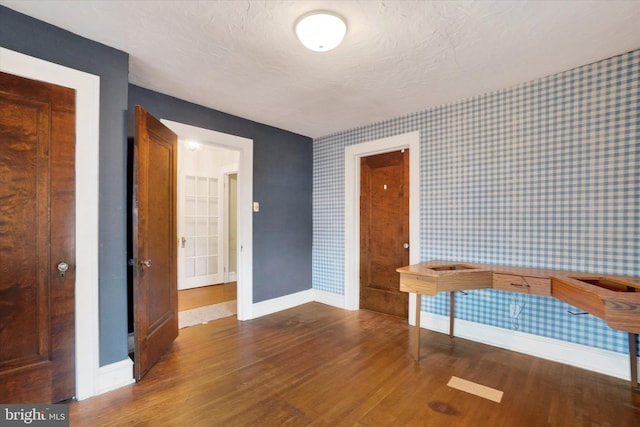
left=313, top=49, right=639, bottom=355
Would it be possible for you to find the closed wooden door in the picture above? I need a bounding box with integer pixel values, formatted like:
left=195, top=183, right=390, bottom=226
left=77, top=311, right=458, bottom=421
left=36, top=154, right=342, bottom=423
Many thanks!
left=360, top=150, right=409, bottom=318
left=0, top=71, right=76, bottom=403
left=133, top=106, right=178, bottom=380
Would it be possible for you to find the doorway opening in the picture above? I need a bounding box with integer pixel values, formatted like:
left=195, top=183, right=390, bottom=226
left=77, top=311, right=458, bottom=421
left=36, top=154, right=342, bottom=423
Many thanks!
left=160, top=120, right=254, bottom=322
left=176, top=142, right=239, bottom=328
left=344, top=131, right=421, bottom=321
left=127, top=119, right=253, bottom=366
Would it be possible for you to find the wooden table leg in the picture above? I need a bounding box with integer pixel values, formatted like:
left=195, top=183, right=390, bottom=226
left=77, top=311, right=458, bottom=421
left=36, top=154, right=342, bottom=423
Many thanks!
left=449, top=291, right=455, bottom=338
left=629, top=333, right=638, bottom=389
left=414, top=293, right=421, bottom=361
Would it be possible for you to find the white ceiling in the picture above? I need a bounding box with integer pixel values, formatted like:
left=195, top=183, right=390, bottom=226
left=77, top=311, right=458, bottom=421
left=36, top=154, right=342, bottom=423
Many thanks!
left=3, top=0, right=640, bottom=138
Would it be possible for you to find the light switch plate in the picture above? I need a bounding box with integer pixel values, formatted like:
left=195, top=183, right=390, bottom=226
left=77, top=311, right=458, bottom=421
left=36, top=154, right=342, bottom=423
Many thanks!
left=253, top=202, right=260, bottom=212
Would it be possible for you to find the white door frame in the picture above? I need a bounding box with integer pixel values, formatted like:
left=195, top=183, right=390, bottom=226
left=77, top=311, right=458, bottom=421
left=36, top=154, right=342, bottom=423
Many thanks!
left=344, top=131, right=421, bottom=317
left=222, top=169, right=239, bottom=283
left=1, top=47, right=101, bottom=400
left=161, top=120, right=253, bottom=320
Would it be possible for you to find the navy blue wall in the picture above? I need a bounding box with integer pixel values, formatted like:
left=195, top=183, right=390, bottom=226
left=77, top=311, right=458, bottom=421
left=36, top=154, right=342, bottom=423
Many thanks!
left=0, top=6, right=130, bottom=366
left=128, top=86, right=313, bottom=302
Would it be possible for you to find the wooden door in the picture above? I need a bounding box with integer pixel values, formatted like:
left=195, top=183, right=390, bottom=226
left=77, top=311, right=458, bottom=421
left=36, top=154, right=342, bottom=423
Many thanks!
left=133, top=106, right=178, bottom=380
left=360, top=150, right=409, bottom=318
left=0, top=71, right=76, bottom=403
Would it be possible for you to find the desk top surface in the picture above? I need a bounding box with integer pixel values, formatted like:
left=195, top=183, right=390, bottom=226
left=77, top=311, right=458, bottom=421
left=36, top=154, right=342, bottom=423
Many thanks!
left=397, top=260, right=640, bottom=285
left=397, top=260, right=566, bottom=278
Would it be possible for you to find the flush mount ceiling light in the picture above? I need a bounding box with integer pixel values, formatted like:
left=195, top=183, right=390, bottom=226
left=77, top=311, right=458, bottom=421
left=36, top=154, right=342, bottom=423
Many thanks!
left=295, top=11, right=347, bottom=52
left=183, top=140, right=201, bottom=151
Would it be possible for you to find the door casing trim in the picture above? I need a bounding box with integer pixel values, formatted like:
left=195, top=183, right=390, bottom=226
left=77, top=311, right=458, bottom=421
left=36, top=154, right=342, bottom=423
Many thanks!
left=1, top=47, right=101, bottom=400
left=222, top=169, right=239, bottom=284
left=344, top=131, right=421, bottom=314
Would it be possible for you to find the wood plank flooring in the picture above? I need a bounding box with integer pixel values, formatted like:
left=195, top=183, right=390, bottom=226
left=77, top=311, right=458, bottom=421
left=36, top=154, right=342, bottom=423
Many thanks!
left=178, top=282, right=237, bottom=311
left=70, top=303, right=640, bottom=426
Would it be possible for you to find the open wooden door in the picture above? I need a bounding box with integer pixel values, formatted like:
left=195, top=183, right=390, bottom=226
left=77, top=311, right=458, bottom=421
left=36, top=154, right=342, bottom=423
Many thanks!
left=132, top=106, right=178, bottom=380
left=0, top=71, right=76, bottom=402
left=360, top=149, right=410, bottom=318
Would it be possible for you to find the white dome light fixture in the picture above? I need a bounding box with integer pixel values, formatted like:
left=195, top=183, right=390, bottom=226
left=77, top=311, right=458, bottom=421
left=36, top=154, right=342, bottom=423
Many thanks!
left=295, top=11, right=347, bottom=52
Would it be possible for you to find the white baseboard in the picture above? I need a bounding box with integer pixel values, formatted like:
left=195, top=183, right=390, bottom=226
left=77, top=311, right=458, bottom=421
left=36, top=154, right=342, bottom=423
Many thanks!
left=96, top=358, right=135, bottom=395
left=251, top=289, right=314, bottom=319
left=251, top=289, right=348, bottom=318
left=313, top=289, right=346, bottom=309
left=418, top=311, right=637, bottom=381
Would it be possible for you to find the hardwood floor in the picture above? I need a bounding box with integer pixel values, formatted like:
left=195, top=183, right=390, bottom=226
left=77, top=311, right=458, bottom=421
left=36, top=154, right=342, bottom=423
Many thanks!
left=178, top=282, right=237, bottom=311
left=70, top=303, right=640, bottom=426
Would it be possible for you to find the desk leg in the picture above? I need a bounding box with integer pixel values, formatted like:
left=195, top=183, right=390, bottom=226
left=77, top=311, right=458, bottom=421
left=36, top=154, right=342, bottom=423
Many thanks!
left=414, top=293, right=421, bottom=361
left=449, top=291, right=455, bottom=338
left=629, top=333, right=638, bottom=389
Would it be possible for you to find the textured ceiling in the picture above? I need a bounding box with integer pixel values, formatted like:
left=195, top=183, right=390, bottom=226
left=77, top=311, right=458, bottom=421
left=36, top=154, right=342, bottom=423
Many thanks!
left=2, top=0, right=640, bottom=138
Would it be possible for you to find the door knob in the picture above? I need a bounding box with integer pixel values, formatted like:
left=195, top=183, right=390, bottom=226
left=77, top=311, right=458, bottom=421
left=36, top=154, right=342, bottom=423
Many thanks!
left=403, top=242, right=410, bottom=249
left=139, top=259, right=152, bottom=268
left=57, top=261, right=69, bottom=281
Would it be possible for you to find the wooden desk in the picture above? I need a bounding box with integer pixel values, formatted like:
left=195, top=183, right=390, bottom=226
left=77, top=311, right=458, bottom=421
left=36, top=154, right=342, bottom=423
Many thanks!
left=397, top=260, right=640, bottom=388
